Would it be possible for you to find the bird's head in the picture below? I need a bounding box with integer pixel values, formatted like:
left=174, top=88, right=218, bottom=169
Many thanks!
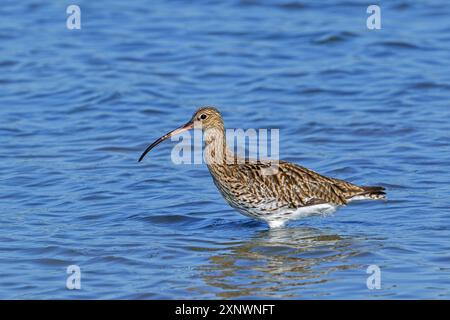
left=190, top=106, right=224, bottom=131
left=138, top=106, right=224, bottom=162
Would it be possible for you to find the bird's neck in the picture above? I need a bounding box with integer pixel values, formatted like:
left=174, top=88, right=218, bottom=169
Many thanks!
left=203, top=127, right=234, bottom=167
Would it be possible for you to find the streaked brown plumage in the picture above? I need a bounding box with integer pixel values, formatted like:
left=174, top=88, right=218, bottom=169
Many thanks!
left=139, top=107, right=386, bottom=228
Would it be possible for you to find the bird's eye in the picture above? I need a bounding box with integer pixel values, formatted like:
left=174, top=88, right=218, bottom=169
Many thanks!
left=200, top=114, right=207, bottom=120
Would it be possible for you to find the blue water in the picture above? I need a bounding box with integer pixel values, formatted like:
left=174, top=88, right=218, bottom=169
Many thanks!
left=1, top=0, right=449, bottom=299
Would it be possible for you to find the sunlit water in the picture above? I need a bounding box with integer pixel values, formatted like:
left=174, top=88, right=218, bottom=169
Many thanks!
left=0, top=0, right=449, bottom=299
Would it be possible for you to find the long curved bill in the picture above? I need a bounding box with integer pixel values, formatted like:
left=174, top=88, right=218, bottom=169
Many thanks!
left=138, top=121, right=194, bottom=162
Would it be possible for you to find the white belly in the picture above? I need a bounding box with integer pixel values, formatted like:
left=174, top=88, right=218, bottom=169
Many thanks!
left=257, top=203, right=339, bottom=228
left=262, top=195, right=374, bottom=227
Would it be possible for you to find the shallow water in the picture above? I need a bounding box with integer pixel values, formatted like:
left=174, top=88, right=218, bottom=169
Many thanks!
left=0, top=0, right=449, bottom=299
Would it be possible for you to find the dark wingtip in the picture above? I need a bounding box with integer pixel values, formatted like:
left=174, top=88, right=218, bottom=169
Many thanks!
left=362, top=186, right=385, bottom=192
left=360, top=186, right=387, bottom=200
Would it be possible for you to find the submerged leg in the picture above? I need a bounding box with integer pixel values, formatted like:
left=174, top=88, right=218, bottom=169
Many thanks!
left=267, top=219, right=286, bottom=228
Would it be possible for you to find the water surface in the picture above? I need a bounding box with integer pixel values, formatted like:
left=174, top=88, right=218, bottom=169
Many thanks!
left=0, top=0, right=449, bottom=299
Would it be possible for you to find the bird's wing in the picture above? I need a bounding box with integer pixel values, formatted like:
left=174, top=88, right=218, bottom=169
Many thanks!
left=237, top=160, right=364, bottom=207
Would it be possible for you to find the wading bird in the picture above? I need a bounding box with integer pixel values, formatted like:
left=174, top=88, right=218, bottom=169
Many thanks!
left=138, top=107, right=386, bottom=228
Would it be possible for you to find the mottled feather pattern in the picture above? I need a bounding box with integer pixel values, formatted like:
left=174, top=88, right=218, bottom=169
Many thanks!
left=195, top=107, right=386, bottom=223
left=208, top=158, right=385, bottom=220
left=140, top=106, right=386, bottom=225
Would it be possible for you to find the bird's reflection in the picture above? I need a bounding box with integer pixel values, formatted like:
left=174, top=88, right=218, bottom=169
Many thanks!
left=197, top=227, right=361, bottom=298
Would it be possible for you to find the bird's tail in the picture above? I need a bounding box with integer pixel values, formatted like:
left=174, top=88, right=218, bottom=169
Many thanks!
left=359, top=186, right=386, bottom=200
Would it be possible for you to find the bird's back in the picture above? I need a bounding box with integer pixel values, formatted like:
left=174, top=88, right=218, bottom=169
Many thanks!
left=207, top=159, right=385, bottom=217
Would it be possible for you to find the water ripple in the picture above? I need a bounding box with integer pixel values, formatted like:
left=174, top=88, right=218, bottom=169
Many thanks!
left=0, top=0, right=449, bottom=299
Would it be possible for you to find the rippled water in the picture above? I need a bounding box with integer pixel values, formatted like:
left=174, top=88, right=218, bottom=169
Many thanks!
left=1, top=0, right=449, bottom=299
